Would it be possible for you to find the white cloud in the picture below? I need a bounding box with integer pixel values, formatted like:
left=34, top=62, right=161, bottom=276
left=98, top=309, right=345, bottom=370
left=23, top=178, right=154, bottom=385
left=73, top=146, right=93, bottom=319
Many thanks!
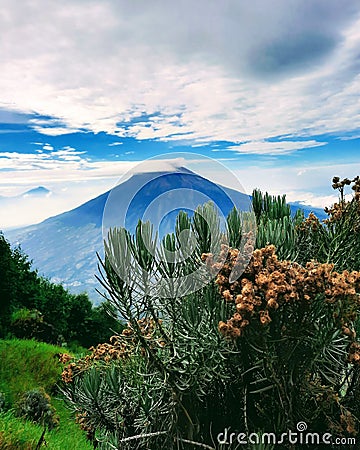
left=0, top=1, right=359, bottom=150
left=0, top=147, right=89, bottom=172
left=0, top=150, right=133, bottom=184
left=231, top=161, right=360, bottom=206
left=0, top=150, right=358, bottom=228
left=0, top=155, right=196, bottom=228
left=33, top=126, right=84, bottom=136
left=0, top=149, right=187, bottom=189
left=338, top=134, right=360, bottom=141
left=285, top=192, right=338, bottom=209
left=0, top=181, right=116, bottom=229
left=225, top=140, right=327, bottom=155
left=0, top=147, right=138, bottom=228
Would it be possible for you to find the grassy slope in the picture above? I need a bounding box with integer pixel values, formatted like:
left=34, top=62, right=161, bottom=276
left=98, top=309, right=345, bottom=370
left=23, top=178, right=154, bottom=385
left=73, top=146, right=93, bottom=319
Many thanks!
left=0, top=339, right=92, bottom=449
left=0, top=402, right=92, bottom=450
left=0, top=339, right=64, bottom=403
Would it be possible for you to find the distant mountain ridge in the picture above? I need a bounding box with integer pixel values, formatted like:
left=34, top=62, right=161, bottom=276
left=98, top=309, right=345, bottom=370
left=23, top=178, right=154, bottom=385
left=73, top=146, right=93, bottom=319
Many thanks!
left=0, top=186, right=54, bottom=230
left=22, top=186, right=51, bottom=197
left=0, top=186, right=51, bottom=199
left=5, top=168, right=327, bottom=302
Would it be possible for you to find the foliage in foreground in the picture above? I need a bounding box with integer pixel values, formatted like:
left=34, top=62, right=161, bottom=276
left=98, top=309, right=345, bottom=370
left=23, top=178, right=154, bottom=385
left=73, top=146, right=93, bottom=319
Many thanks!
left=0, top=400, right=92, bottom=450
left=61, top=177, right=360, bottom=449
left=0, top=339, right=92, bottom=449
left=15, top=388, right=59, bottom=430
left=0, top=339, right=65, bottom=404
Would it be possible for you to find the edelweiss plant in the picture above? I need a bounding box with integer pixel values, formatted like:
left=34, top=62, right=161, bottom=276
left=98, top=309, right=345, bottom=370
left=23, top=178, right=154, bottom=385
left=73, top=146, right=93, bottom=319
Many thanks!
left=62, top=179, right=360, bottom=450
left=213, top=243, right=360, bottom=437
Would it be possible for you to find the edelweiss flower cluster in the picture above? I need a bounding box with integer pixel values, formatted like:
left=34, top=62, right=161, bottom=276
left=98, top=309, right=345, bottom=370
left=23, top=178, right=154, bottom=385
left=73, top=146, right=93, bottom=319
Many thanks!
left=297, top=212, right=322, bottom=232
left=61, top=335, right=130, bottom=383
left=61, top=318, right=164, bottom=383
left=324, top=176, right=360, bottom=224
left=348, top=342, right=360, bottom=365
left=203, top=245, right=360, bottom=344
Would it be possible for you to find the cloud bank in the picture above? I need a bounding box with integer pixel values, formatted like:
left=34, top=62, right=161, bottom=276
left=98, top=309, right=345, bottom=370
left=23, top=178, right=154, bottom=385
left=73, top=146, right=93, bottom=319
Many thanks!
left=0, top=0, right=360, bottom=152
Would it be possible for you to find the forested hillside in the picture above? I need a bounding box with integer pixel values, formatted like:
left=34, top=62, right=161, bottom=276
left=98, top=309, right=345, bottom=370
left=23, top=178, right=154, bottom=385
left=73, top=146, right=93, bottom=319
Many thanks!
left=0, top=234, right=123, bottom=348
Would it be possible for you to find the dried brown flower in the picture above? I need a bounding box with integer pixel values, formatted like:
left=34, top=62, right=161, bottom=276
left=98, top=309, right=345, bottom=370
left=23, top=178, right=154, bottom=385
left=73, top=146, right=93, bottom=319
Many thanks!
left=211, top=243, right=360, bottom=341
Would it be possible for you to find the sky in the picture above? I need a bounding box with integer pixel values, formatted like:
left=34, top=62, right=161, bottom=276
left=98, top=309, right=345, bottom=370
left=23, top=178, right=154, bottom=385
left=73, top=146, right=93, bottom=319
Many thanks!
left=0, top=0, right=360, bottom=229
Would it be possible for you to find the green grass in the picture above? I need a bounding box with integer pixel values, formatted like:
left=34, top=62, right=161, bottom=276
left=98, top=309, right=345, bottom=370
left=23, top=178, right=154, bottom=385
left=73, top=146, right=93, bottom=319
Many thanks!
left=0, top=339, right=92, bottom=449
left=0, top=339, right=65, bottom=404
left=0, top=411, right=37, bottom=449
left=0, top=402, right=93, bottom=450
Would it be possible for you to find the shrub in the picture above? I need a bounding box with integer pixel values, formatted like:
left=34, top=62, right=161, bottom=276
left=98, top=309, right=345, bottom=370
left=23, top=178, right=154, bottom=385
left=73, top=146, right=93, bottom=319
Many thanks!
left=215, top=243, right=360, bottom=435
left=62, top=180, right=360, bottom=449
left=15, top=388, right=59, bottom=430
left=10, top=308, right=59, bottom=344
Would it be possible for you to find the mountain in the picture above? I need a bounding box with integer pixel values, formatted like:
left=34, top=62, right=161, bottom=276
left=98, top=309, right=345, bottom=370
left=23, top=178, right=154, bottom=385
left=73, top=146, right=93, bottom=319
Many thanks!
left=21, top=186, right=51, bottom=197
left=0, top=186, right=51, bottom=201
left=5, top=168, right=327, bottom=302
left=0, top=186, right=53, bottom=230
left=288, top=202, right=326, bottom=219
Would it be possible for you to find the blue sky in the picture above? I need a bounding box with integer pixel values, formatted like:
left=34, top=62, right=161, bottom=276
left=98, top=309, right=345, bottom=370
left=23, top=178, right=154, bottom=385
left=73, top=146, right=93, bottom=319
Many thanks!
left=0, top=0, right=360, bottom=228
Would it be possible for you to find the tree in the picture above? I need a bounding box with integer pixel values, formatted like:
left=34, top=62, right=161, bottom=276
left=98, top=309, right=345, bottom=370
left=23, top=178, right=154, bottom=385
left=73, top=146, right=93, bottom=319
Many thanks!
left=0, top=233, right=17, bottom=336
left=0, top=233, right=123, bottom=347
left=85, top=301, right=125, bottom=348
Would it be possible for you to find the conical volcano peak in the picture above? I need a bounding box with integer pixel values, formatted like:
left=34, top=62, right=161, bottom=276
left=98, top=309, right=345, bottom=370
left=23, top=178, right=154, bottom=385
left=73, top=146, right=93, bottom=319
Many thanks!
left=130, top=158, right=189, bottom=175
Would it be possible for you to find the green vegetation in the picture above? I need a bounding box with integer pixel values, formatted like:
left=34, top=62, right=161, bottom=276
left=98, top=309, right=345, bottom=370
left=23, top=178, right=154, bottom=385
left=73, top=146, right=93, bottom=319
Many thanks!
left=0, top=217, right=125, bottom=448
left=0, top=339, right=64, bottom=404
left=0, top=233, right=124, bottom=347
left=1, top=176, right=359, bottom=449
left=0, top=339, right=92, bottom=449
left=62, top=176, right=360, bottom=449
left=0, top=401, right=92, bottom=450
